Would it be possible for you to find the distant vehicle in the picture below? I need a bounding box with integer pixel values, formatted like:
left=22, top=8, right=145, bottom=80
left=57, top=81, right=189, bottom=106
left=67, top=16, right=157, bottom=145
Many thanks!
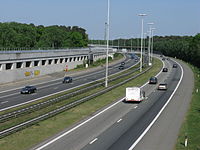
left=21, top=86, right=37, bottom=94
left=162, top=58, right=165, bottom=61
left=162, top=68, right=168, bottom=72
left=173, top=64, right=178, bottom=68
left=121, top=61, right=125, bottom=65
left=125, top=87, right=145, bottom=102
left=149, top=76, right=158, bottom=84
left=157, top=83, right=167, bottom=90
left=122, top=48, right=127, bottom=53
left=134, top=58, right=139, bottom=62
left=63, top=76, right=72, bottom=83
left=118, top=65, right=125, bottom=69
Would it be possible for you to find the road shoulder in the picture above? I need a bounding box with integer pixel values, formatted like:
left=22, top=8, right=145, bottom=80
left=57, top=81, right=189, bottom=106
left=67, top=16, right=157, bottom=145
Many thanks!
left=134, top=60, right=194, bottom=150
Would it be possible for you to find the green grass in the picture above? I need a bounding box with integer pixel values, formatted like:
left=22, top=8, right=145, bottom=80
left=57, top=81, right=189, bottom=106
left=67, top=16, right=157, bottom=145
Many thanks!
left=0, top=58, right=162, bottom=150
left=175, top=65, right=200, bottom=150
left=0, top=63, right=140, bottom=131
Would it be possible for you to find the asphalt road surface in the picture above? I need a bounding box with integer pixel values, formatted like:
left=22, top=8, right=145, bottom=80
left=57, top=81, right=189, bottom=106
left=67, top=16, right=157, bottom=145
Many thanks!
left=31, top=57, right=193, bottom=150
left=0, top=54, right=137, bottom=110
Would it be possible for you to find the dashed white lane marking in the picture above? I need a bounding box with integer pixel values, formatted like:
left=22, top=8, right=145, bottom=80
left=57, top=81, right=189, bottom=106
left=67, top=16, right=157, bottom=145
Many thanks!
left=89, top=138, right=98, bottom=144
left=134, top=106, right=138, bottom=109
left=117, top=119, right=122, bottom=123
left=0, top=93, right=18, bottom=99
left=1, top=101, right=8, bottom=104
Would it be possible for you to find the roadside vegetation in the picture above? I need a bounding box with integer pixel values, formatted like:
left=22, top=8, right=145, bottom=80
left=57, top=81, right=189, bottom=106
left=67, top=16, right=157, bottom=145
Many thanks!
left=0, top=22, right=88, bottom=50
left=91, top=33, right=200, bottom=67
left=0, top=58, right=162, bottom=150
left=74, top=53, right=123, bottom=70
left=175, top=65, right=200, bottom=150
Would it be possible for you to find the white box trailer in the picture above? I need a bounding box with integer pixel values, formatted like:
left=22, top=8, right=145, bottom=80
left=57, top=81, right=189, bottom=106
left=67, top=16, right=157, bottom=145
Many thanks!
left=125, top=87, right=145, bottom=102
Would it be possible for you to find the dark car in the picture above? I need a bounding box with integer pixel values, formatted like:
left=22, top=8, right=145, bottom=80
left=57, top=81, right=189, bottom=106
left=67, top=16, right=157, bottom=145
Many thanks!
left=63, top=76, right=72, bottom=83
left=173, top=64, right=178, bottom=68
left=121, top=61, right=125, bottom=65
left=149, top=76, right=158, bottom=84
left=21, top=86, right=37, bottom=94
left=157, top=83, right=167, bottom=90
left=118, top=65, right=125, bottom=69
left=162, top=58, right=165, bottom=61
left=162, top=68, right=168, bottom=72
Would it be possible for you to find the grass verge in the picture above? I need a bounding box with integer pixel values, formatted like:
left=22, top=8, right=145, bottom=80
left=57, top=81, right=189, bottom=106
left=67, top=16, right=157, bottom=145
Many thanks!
left=0, top=58, right=162, bottom=150
left=175, top=65, right=200, bottom=150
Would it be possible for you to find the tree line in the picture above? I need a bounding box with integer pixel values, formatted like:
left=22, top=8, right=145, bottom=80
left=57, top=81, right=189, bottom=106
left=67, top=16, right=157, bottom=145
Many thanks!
left=90, top=34, right=200, bottom=68
left=153, top=34, right=200, bottom=68
left=0, top=22, right=88, bottom=50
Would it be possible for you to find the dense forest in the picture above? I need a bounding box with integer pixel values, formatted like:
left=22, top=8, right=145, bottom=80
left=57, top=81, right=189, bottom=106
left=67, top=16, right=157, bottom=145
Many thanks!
left=90, top=34, right=200, bottom=68
left=0, top=22, right=88, bottom=50
left=153, top=34, right=200, bottom=67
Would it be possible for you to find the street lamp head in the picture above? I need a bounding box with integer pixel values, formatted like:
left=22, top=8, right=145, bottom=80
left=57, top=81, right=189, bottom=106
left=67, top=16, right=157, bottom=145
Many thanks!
left=138, top=14, right=147, bottom=16
left=147, top=22, right=154, bottom=25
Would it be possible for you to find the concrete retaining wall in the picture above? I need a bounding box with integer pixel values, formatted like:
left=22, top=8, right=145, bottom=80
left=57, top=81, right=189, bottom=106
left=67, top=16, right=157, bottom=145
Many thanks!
left=0, top=48, right=112, bottom=84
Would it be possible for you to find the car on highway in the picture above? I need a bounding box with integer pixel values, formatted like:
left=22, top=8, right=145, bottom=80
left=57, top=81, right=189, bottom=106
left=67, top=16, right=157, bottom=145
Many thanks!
left=63, top=76, right=73, bottom=83
left=118, top=65, right=125, bottom=69
left=162, top=68, right=168, bottom=72
left=173, top=64, right=178, bottom=68
left=157, top=83, right=167, bottom=90
left=21, top=86, right=37, bottom=94
left=149, top=76, right=158, bottom=84
left=121, top=61, right=125, bottom=65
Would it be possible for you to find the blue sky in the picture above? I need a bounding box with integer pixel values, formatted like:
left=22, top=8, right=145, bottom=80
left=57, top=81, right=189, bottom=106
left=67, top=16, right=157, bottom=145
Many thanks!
left=0, top=0, right=199, bottom=39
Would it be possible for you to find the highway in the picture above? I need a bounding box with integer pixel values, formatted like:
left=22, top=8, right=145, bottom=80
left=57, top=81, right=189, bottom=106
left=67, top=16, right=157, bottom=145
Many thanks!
left=31, top=57, right=191, bottom=150
left=0, top=54, right=138, bottom=111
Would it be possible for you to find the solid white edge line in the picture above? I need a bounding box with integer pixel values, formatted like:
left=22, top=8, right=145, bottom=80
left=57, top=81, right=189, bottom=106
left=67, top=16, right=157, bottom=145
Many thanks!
left=34, top=57, right=164, bottom=150
left=89, top=138, right=98, bottom=144
left=128, top=59, right=183, bottom=150
left=117, top=119, right=122, bottom=123
left=35, top=98, right=122, bottom=150
left=0, top=61, right=139, bottom=112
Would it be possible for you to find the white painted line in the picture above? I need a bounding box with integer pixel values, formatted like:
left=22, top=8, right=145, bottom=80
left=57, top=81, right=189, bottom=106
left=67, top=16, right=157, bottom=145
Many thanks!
left=134, top=106, right=138, bottom=109
left=34, top=60, right=159, bottom=150
left=140, top=57, right=164, bottom=89
left=1, top=101, right=8, bottom=104
left=89, top=138, right=98, bottom=144
left=128, top=59, right=184, bottom=150
left=0, top=61, right=139, bottom=112
left=0, top=93, right=19, bottom=99
left=117, top=119, right=122, bottom=123
left=35, top=98, right=123, bottom=150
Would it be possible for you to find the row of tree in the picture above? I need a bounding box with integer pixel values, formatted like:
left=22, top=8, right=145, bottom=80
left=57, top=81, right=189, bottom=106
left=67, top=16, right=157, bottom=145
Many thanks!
left=0, top=22, right=88, bottom=49
left=153, top=34, right=200, bottom=68
left=90, top=34, right=200, bottom=68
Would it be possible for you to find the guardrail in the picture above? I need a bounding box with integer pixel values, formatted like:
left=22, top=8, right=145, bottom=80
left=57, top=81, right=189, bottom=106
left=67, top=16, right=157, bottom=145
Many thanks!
left=0, top=65, right=140, bottom=123
left=0, top=65, right=151, bottom=138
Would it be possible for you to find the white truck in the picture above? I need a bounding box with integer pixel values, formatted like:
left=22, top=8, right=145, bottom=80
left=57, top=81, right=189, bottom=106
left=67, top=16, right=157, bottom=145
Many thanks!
left=125, top=87, right=145, bottom=102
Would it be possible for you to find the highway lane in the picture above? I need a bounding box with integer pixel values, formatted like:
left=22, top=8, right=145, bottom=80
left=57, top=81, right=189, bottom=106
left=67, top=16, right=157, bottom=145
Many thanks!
left=133, top=60, right=194, bottom=150
left=32, top=57, right=178, bottom=150
left=82, top=59, right=181, bottom=150
left=0, top=54, right=138, bottom=110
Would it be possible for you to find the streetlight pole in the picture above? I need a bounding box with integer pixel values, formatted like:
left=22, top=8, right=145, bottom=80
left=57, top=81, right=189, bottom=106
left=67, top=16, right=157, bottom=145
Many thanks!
left=138, top=14, right=147, bottom=72
left=105, top=0, right=110, bottom=87
left=151, top=28, right=156, bottom=62
left=147, top=23, right=154, bottom=66
left=131, top=38, right=133, bottom=52
left=143, top=33, right=146, bottom=65
left=118, top=38, right=120, bottom=50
